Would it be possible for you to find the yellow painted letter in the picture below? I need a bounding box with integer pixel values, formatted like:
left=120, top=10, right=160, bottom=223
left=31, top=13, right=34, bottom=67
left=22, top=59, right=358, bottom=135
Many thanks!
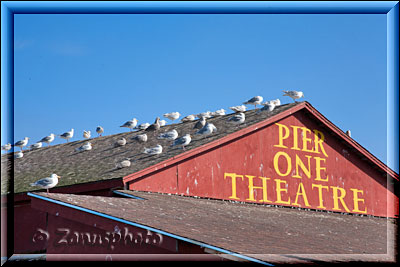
left=273, top=151, right=292, bottom=177
left=301, top=127, right=315, bottom=153
left=293, top=154, right=312, bottom=179
left=224, top=173, right=244, bottom=200
left=275, top=179, right=291, bottom=204
left=292, top=182, right=311, bottom=207
left=274, top=123, right=290, bottom=148
left=313, top=129, right=328, bottom=157
left=314, top=156, right=329, bottom=182
left=350, top=188, right=367, bottom=214
left=290, top=125, right=302, bottom=151
left=312, top=184, right=329, bottom=209
left=330, top=186, right=351, bottom=212
left=246, top=175, right=271, bottom=203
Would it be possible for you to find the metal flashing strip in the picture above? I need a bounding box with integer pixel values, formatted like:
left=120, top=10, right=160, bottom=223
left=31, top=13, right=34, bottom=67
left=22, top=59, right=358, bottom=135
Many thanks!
left=27, top=192, right=273, bottom=266
left=112, top=190, right=145, bottom=200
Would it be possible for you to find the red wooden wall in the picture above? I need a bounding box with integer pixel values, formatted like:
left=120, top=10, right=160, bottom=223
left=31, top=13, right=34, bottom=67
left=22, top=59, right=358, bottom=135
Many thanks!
left=127, top=109, right=398, bottom=218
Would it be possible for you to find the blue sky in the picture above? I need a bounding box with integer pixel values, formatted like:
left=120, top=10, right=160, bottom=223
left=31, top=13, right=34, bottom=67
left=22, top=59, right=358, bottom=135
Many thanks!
left=9, top=13, right=394, bottom=171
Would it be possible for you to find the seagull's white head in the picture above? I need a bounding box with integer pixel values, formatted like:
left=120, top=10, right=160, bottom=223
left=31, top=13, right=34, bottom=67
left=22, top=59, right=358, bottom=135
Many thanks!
left=51, top=174, right=60, bottom=179
left=300, top=92, right=304, bottom=98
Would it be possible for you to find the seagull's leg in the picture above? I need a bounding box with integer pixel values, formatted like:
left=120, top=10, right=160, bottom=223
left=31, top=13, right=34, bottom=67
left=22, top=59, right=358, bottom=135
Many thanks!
left=47, top=188, right=49, bottom=193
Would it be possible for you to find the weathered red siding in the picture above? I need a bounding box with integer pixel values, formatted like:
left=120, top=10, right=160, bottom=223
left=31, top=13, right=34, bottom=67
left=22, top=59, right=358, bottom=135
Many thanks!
left=127, top=109, right=398, bottom=218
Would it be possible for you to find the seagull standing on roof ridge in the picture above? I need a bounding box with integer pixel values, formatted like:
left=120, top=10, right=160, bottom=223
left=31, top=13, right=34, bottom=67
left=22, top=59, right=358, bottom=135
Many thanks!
left=30, top=142, right=42, bottom=150
left=40, top=134, right=55, bottom=146
left=1, top=143, right=11, bottom=152
left=14, top=151, right=23, bottom=159
left=196, top=111, right=212, bottom=119
left=159, top=119, right=167, bottom=127
left=96, top=126, right=104, bottom=137
left=163, top=112, right=181, bottom=121
left=120, top=118, right=138, bottom=132
left=259, top=101, right=276, bottom=113
left=230, top=105, right=247, bottom=113
left=158, top=129, right=179, bottom=141
left=30, top=174, right=60, bottom=193
left=136, top=123, right=150, bottom=130
left=75, top=142, right=92, bottom=152
left=195, top=122, right=217, bottom=136
left=271, top=99, right=281, bottom=106
left=243, top=96, right=263, bottom=109
left=145, top=117, right=161, bottom=132
left=194, top=116, right=206, bottom=130
left=14, top=137, right=29, bottom=151
left=133, top=133, right=148, bottom=143
left=282, top=90, right=304, bottom=102
left=83, top=130, right=91, bottom=139
left=228, top=112, right=245, bottom=125
left=181, top=115, right=196, bottom=122
left=171, top=134, right=191, bottom=150
left=143, top=144, right=163, bottom=155
left=59, top=129, right=74, bottom=142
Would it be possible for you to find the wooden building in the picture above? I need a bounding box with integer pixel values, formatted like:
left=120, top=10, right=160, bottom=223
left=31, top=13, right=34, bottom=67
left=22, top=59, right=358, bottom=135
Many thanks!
left=2, top=101, right=398, bottom=264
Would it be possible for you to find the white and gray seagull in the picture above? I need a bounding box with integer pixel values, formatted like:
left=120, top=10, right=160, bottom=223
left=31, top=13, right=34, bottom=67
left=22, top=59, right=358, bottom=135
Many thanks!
left=243, top=96, right=263, bottom=109
left=193, top=116, right=206, bottom=130
left=40, top=134, right=55, bottom=146
left=133, top=133, right=148, bottom=143
left=158, top=129, right=179, bottom=141
left=14, top=137, right=29, bottom=151
left=143, top=144, right=163, bottom=155
left=96, top=126, right=104, bottom=137
left=181, top=115, right=196, bottom=122
left=116, top=158, right=131, bottom=169
left=211, top=109, right=226, bottom=117
left=259, top=101, right=276, bottom=113
left=163, top=112, right=181, bottom=121
left=227, top=112, right=245, bottom=125
left=229, top=105, right=247, bottom=113
left=30, top=174, right=60, bottom=193
left=195, top=123, right=217, bottom=136
left=75, top=142, right=92, bottom=152
left=14, top=151, right=23, bottom=159
left=59, top=129, right=74, bottom=142
left=171, top=134, right=191, bottom=150
left=30, top=142, right=42, bottom=150
left=120, top=118, right=138, bottom=132
left=83, top=130, right=91, bottom=139
left=283, top=90, right=304, bottom=102
left=1, top=143, right=12, bottom=152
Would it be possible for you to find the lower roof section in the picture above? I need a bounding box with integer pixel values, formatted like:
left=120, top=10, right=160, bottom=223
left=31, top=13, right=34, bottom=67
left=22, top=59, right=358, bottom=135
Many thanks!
left=28, top=190, right=396, bottom=264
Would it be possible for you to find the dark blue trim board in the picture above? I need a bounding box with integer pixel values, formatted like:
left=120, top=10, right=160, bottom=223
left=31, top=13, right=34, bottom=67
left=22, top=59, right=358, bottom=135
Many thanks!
left=112, top=190, right=146, bottom=200
left=27, top=192, right=274, bottom=266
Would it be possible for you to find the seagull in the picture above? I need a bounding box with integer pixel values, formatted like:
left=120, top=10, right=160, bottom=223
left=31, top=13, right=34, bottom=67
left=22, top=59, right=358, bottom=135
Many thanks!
left=1, top=143, right=11, bottom=152
left=243, top=96, right=263, bottom=109
left=196, top=111, right=212, bottom=119
left=283, top=90, right=304, bottom=102
left=120, top=118, right=138, bottom=132
left=115, top=137, right=127, bottom=147
left=171, top=134, right=191, bottom=150
left=259, top=101, right=276, bottom=113
left=229, top=105, right=247, bottom=113
left=211, top=109, right=226, bottom=117
left=159, top=120, right=167, bottom=127
left=30, top=174, right=60, bottom=193
left=133, top=133, right=148, bottom=143
left=181, top=115, right=196, bottom=122
left=136, top=123, right=150, bottom=130
left=228, top=112, right=245, bottom=124
left=193, top=116, right=206, bottom=130
left=143, top=144, right=163, bottom=155
left=195, top=123, right=217, bottom=136
left=83, top=130, right=91, bottom=139
left=346, top=130, right=351, bottom=137
left=270, top=99, right=281, bottom=106
left=75, top=142, right=92, bottom=152
left=14, top=137, right=29, bottom=151
left=14, top=151, right=23, bottom=159
left=59, top=129, right=74, bottom=142
left=116, top=158, right=131, bottom=169
left=163, top=112, right=181, bottom=121
left=30, top=142, right=42, bottom=150
left=40, top=134, right=55, bottom=146
left=96, top=126, right=104, bottom=137
left=158, top=129, right=179, bottom=141
left=145, top=117, right=161, bottom=132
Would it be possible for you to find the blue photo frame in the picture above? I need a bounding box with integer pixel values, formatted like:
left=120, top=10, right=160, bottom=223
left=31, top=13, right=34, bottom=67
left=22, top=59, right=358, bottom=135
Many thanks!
left=1, top=1, right=398, bottom=264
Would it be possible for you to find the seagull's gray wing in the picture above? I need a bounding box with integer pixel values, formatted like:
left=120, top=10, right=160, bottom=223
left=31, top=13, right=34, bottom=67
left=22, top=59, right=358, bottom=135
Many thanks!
left=33, top=178, right=53, bottom=186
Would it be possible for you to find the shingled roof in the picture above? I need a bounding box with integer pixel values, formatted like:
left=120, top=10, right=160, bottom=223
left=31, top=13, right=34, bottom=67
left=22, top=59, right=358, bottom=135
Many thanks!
left=2, top=102, right=300, bottom=194
left=29, top=190, right=396, bottom=264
